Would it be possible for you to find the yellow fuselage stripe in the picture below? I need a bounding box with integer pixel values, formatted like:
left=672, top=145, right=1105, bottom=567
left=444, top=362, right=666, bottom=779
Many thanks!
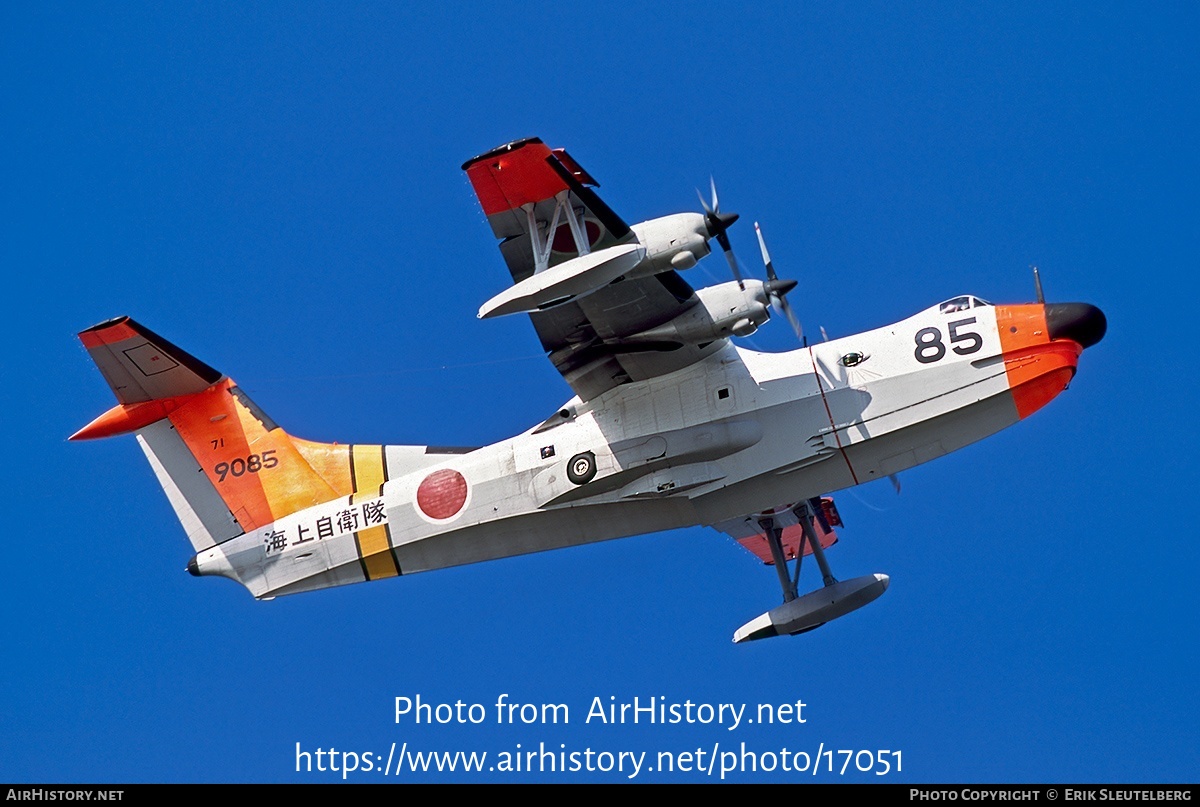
left=358, top=525, right=398, bottom=578
left=350, top=445, right=399, bottom=579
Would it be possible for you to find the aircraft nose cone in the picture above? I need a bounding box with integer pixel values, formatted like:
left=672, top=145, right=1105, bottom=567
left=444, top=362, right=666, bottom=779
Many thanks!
left=1045, top=303, right=1107, bottom=349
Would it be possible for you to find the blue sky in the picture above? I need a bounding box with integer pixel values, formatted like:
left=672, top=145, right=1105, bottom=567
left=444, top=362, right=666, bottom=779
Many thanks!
left=3, top=2, right=1197, bottom=783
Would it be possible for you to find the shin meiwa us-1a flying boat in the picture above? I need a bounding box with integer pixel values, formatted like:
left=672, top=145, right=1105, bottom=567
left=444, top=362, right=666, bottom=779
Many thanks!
left=73, top=137, right=1106, bottom=641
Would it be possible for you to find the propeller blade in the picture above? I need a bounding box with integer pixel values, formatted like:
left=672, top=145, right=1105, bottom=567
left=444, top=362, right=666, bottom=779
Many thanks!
left=722, top=240, right=744, bottom=289
left=753, top=222, right=803, bottom=343
left=778, top=295, right=803, bottom=342
left=754, top=222, right=778, bottom=281
left=698, top=178, right=742, bottom=289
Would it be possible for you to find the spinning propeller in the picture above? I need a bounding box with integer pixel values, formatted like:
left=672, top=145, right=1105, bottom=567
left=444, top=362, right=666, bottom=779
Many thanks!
left=754, top=222, right=804, bottom=345
left=697, top=177, right=742, bottom=289
left=697, top=178, right=804, bottom=344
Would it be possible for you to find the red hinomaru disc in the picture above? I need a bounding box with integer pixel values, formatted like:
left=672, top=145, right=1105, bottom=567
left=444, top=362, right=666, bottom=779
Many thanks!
left=416, top=469, right=468, bottom=520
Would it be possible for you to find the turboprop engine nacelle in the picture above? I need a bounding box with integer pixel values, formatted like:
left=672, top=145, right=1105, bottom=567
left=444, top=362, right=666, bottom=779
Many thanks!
left=626, top=280, right=772, bottom=345
left=629, top=213, right=713, bottom=275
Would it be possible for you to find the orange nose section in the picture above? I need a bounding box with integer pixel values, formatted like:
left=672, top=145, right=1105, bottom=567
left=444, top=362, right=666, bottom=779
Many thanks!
left=995, top=304, right=1086, bottom=419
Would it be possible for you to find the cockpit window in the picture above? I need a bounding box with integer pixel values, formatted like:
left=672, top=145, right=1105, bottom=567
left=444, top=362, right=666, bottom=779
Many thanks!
left=939, top=296, right=971, bottom=314
left=939, top=295, right=991, bottom=313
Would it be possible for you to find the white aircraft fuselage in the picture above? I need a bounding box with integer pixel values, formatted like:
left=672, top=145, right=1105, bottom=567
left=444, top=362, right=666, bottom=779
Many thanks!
left=184, top=296, right=1099, bottom=600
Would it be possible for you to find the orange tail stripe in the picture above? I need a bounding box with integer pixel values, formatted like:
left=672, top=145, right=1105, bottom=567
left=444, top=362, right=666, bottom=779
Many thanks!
left=169, top=381, right=274, bottom=531
left=169, top=379, right=341, bottom=531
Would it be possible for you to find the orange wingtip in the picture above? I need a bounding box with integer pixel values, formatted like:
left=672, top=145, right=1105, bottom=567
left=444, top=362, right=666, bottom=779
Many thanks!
left=464, top=139, right=569, bottom=217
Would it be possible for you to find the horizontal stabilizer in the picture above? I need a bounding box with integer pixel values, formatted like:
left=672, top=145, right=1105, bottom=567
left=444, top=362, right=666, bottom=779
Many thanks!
left=77, top=316, right=222, bottom=405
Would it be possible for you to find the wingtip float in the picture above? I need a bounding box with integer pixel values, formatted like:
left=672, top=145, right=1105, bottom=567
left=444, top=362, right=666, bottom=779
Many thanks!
left=74, top=138, right=1106, bottom=641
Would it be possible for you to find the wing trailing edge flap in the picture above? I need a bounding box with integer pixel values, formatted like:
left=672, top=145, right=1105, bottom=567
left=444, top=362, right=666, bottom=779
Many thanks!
left=713, top=497, right=843, bottom=565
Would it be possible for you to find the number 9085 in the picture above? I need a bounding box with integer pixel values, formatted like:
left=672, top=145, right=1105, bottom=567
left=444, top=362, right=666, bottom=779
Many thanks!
left=214, top=450, right=279, bottom=482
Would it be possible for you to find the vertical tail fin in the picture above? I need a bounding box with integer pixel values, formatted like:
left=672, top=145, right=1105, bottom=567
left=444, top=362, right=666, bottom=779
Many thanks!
left=73, top=317, right=365, bottom=552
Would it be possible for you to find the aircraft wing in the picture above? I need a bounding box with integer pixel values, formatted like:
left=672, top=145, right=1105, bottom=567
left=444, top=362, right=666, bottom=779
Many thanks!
left=463, top=138, right=721, bottom=401
left=712, top=497, right=842, bottom=565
